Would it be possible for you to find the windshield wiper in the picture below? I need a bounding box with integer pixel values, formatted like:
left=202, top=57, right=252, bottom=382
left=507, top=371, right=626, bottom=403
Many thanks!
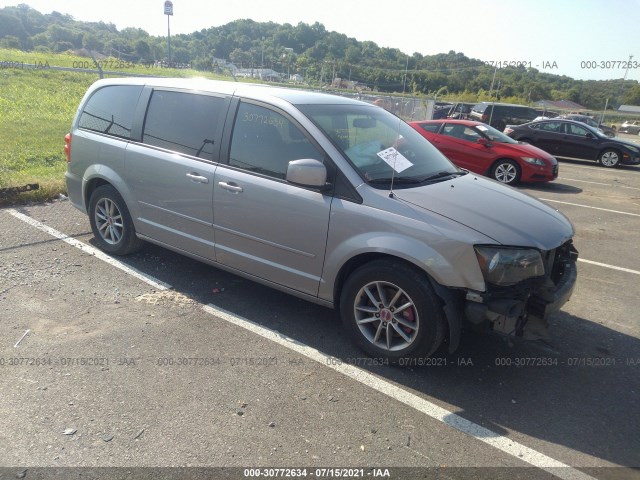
left=367, top=177, right=423, bottom=184
left=420, top=170, right=467, bottom=182
left=368, top=171, right=466, bottom=185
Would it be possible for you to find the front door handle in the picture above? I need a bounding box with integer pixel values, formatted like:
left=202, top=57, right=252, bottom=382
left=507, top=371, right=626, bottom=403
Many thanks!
left=186, top=173, right=209, bottom=184
left=218, top=181, right=243, bottom=193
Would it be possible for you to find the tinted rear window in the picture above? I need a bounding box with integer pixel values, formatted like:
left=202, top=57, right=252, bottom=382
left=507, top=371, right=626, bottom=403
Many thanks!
left=78, top=85, right=142, bottom=139
left=143, top=90, right=224, bottom=161
left=502, top=106, right=538, bottom=120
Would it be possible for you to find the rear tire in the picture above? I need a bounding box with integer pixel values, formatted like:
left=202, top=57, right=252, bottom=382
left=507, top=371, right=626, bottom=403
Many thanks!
left=340, top=260, right=445, bottom=361
left=88, top=185, right=143, bottom=255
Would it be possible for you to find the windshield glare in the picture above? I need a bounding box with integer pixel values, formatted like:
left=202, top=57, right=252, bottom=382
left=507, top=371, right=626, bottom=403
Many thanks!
left=298, top=104, right=456, bottom=185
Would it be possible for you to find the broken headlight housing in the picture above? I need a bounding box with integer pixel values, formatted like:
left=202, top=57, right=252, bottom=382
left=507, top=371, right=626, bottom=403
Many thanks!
left=474, top=246, right=545, bottom=286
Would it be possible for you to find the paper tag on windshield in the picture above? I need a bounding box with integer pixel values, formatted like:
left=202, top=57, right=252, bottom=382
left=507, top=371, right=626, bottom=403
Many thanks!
left=376, top=147, right=413, bottom=173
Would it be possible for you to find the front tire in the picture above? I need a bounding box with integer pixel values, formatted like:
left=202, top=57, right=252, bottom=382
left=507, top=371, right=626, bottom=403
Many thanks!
left=340, top=260, right=445, bottom=361
left=88, top=185, right=143, bottom=255
left=598, top=149, right=620, bottom=168
left=491, top=159, right=521, bottom=185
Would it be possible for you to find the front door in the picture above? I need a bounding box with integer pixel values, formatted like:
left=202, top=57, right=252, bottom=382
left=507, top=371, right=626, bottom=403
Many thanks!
left=213, top=101, right=332, bottom=296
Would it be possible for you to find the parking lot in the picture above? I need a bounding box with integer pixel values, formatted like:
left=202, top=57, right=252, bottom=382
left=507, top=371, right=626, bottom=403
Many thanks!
left=1, top=153, right=639, bottom=479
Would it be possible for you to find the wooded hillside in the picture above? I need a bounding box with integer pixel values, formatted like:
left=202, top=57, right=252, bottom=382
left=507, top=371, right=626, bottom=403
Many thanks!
left=2, top=4, right=639, bottom=109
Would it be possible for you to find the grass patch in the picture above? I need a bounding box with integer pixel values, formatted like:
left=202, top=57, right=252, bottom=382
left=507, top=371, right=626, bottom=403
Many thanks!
left=0, top=66, right=94, bottom=206
left=0, top=48, right=237, bottom=206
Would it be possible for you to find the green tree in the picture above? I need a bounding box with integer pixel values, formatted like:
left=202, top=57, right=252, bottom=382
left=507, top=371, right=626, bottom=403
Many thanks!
left=622, top=84, right=640, bottom=105
left=135, top=39, right=152, bottom=62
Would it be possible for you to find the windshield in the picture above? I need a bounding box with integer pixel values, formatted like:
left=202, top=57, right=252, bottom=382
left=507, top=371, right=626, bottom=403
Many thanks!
left=298, top=104, right=458, bottom=186
left=475, top=124, right=518, bottom=143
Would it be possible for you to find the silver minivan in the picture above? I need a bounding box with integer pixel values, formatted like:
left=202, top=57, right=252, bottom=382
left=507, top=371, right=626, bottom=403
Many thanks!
left=65, top=78, right=578, bottom=361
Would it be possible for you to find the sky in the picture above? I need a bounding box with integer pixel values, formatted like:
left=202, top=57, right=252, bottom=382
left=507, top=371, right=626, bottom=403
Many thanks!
left=2, top=0, right=639, bottom=82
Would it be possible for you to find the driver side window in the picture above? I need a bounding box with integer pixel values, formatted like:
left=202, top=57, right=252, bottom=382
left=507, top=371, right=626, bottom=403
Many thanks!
left=229, top=102, right=323, bottom=179
left=442, top=124, right=480, bottom=142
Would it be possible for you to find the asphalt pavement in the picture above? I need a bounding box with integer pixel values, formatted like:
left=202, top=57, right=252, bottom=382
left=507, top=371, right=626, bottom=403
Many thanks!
left=0, top=155, right=639, bottom=480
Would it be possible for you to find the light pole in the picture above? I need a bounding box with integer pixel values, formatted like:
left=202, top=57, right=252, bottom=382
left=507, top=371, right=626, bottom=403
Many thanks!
left=164, top=1, right=173, bottom=66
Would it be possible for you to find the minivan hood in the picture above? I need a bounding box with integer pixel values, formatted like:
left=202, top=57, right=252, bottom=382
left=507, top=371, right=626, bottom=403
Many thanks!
left=393, top=174, right=574, bottom=251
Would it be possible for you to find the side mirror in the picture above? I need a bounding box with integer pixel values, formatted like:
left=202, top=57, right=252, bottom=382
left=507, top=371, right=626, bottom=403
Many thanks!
left=286, top=159, right=328, bottom=188
left=476, top=138, right=491, bottom=147
left=585, top=132, right=595, bottom=139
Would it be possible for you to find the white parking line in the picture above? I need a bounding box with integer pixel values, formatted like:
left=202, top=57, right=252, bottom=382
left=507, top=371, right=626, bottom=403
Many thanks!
left=6, top=208, right=599, bottom=480
left=7, top=209, right=171, bottom=291
left=539, top=198, right=640, bottom=217
left=557, top=177, right=609, bottom=186
left=579, top=259, right=640, bottom=275
left=558, top=162, right=640, bottom=177
left=558, top=177, right=640, bottom=191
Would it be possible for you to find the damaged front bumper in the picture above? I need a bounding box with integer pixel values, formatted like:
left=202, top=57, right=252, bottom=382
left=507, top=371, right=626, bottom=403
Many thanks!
left=464, top=241, right=578, bottom=340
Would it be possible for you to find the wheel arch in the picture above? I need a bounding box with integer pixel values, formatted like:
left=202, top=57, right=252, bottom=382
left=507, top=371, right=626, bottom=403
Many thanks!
left=82, top=165, right=139, bottom=220
left=598, top=147, right=622, bottom=158
left=331, top=252, right=464, bottom=354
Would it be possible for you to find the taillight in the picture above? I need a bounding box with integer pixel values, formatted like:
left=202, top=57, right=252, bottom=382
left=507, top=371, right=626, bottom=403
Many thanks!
left=64, top=133, right=71, bottom=162
left=481, top=114, right=488, bottom=122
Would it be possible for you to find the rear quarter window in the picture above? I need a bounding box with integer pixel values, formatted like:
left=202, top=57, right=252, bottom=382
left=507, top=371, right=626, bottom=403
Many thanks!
left=78, top=85, right=143, bottom=139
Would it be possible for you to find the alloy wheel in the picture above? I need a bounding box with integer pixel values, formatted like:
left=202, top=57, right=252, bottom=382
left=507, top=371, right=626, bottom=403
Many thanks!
left=353, top=281, right=419, bottom=351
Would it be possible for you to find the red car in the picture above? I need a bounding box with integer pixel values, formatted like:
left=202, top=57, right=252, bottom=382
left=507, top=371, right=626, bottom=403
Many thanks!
left=409, top=120, right=558, bottom=185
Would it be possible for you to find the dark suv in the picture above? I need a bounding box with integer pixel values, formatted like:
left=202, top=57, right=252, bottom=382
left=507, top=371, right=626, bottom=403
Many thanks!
left=470, top=103, right=538, bottom=131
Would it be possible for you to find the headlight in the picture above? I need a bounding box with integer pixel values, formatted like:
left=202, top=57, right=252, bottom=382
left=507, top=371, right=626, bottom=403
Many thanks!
left=521, top=157, right=546, bottom=166
left=474, top=246, right=545, bottom=286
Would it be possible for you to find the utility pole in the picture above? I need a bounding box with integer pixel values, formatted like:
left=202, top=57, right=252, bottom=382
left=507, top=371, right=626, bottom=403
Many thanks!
left=488, top=65, right=498, bottom=98
left=164, top=1, right=173, bottom=67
